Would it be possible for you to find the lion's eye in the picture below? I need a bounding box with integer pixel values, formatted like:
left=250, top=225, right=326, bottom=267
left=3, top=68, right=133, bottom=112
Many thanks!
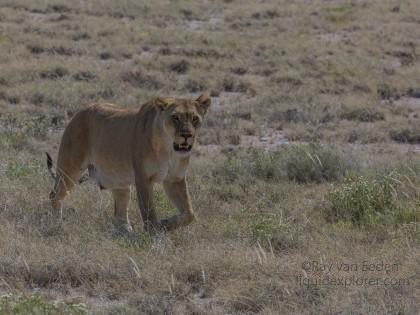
left=172, top=115, right=180, bottom=122
left=192, top=116, right=199, bottom=125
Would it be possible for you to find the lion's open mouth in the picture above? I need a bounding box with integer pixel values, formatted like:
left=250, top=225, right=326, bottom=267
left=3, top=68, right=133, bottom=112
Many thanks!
left=174, top=143, right=192, bottom=152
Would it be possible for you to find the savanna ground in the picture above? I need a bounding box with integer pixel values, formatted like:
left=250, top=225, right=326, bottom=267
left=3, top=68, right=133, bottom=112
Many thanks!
left=0, top=0, right=419, bottom=314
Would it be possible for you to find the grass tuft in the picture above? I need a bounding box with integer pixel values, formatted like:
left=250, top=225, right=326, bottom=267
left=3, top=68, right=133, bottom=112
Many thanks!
left=249, top=215, right=302, bottom=251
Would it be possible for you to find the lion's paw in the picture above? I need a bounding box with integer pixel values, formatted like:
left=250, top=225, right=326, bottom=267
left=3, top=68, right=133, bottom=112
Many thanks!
left=114, top=223, right=134, bottom=236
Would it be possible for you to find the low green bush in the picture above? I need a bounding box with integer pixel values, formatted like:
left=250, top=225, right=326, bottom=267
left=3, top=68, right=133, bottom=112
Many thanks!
left=282, top=144, right=356, bottom=183
left=340, top=108, right=384, bottom=122
left=249, top=150, right=284, bottom=181
left=0, top=294, right=87, bottom=315
left=213, top=144, right=357, bottom=184
left=324, top=172, right=420, bottom=229
left=390, top=127, right=420, bottom=144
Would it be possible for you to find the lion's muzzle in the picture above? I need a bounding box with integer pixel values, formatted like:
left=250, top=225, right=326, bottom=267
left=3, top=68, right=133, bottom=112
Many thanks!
left=174, top=133, right=194, bottom=152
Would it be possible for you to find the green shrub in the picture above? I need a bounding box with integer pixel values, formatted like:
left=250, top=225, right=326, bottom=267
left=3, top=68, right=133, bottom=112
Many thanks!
left=0, top=294, right=87, bottom=315
left=325, top=175, right=394, bottom=226
left=390, top=127, right=420, bottom=144
left=324, top=172, right=420, bottom=228
left=340, top=108, right=384, bottom=122
left=211, top=150, right=284, bottom=184
left=249, top=151, right=284, bottom=181
left=283, top=144, right=355, bottom=183
left=213, top=144, right=356, bottom=184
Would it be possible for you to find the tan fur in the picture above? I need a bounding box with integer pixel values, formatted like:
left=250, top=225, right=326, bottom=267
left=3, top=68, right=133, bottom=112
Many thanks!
left=48, top=93, right=211, bottom=232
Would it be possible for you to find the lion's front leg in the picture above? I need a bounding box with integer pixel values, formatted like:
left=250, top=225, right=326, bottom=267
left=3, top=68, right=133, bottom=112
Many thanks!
left=134, top=170, right=160, bottom=232
left=162, top=178, right=195, bottom=231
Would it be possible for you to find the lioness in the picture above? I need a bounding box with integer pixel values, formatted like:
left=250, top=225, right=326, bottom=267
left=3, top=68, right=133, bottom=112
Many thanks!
left=46, top=93, right=211, bottom=232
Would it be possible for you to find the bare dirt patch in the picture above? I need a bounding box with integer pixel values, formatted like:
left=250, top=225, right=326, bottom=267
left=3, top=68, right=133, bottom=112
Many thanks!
left=319, top=30, right=352, bottom=43
left=185, top=16, right=223, bottom=32
left=241, top=127, right=289, bottom=151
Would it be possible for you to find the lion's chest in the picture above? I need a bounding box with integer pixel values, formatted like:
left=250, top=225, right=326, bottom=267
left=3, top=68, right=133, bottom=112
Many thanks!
left=147, top=156, right=188, bottom=183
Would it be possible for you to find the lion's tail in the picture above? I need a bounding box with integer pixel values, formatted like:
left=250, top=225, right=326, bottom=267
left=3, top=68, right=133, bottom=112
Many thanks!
left=46, top=152, right=57, bottom=181
left=46, top=152, right=90, bottom=184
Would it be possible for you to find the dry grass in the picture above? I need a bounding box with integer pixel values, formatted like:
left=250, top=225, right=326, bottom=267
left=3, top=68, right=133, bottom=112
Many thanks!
left=0, top=0, right=420, bottom=314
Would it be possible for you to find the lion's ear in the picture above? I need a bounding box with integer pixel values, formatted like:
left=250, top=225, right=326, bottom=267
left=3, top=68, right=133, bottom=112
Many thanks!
left=195, top=93, right=211, bottom=116
left=156, top=97, right=175, bottom=111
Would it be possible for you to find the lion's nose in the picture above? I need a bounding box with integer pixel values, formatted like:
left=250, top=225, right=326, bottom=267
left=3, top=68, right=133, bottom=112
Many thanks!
left=181, top=133, right=192, bottom=142
left=182, top=133, right=192, bottom=139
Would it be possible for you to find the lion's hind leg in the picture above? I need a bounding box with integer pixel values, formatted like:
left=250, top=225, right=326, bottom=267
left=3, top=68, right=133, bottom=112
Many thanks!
left=49, top=111, right=90, bottom=221
left=112, top=188, right=133, bottom=235
left=49, top=163, right=84, bottom=221
left=48, top=146, right=88, bottom=221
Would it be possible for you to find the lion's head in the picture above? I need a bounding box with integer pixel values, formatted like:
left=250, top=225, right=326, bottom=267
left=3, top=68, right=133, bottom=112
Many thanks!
left=156, top=93, right=211, bottom=155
